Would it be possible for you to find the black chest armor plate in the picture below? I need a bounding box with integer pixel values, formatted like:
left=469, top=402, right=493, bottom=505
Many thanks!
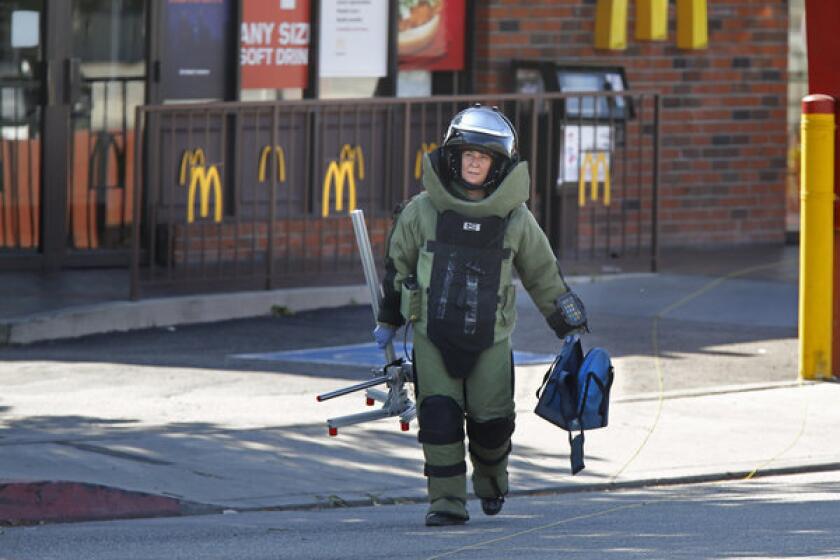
left=426, top=210, right=510, bottom=378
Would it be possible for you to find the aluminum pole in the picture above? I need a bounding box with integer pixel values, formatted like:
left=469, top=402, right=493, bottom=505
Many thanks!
left=351, top=209, right=397, bottom=364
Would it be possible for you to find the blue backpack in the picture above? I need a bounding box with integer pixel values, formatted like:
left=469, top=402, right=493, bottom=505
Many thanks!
left=534, top=335, right=614, bottom=474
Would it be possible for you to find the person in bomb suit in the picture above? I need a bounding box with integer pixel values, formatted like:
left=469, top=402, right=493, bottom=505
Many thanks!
left=374, top=105, right=588, bottom=527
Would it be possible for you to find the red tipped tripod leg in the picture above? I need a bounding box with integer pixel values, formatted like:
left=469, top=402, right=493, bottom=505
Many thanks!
left=328, top=427, right=338, bottom=436
left=400, top=422, right=410, bottom=432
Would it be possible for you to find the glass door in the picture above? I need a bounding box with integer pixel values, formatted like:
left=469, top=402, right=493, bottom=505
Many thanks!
left=67, top=0, right=145, bottom=252
left=0, top=1, right=43, bottom=252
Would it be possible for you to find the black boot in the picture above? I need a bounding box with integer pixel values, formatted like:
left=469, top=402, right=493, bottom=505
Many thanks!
left=480, top=496, right=504, bottom=516
left=425, top=512, right=469, bottom=527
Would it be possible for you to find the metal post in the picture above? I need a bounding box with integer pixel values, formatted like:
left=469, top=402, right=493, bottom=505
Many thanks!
left=402, top=102, right=412, bottom=202
left=651, top=94, right=661, bottom=273
left=351, top=209, right=396, bottom=364
left=799, top=94, right=835, bottom=380
left=267, top=106, right=278, bottom=289
left=130, top=107, right=143, bottom=300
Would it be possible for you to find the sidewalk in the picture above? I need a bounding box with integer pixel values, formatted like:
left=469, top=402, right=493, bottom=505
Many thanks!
left=3, top=242, right=834, bottom=526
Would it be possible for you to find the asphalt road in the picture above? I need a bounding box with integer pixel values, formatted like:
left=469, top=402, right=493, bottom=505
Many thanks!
left=2, top=471, right=837, bottom=560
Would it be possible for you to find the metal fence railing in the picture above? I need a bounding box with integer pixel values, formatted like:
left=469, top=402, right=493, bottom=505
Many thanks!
left=131, top=92, right=660, bottom=298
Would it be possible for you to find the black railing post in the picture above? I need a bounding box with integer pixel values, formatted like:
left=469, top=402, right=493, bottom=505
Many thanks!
left=267, top=105, right=279, bottom=289
left=529, top=97, right=539, bottom=211
left=402, top=101, right=411, bottom=202
left=130, top=106, right=143, bottom=300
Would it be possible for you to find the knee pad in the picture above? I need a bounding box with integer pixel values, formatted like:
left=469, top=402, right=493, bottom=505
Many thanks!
left=418, top=396, right=464, bottom=445
left=467, top=415, right=515, bottom=450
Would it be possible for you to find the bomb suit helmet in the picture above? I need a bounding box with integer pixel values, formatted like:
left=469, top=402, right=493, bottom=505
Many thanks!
left=442, top=104, right=519, bottom=191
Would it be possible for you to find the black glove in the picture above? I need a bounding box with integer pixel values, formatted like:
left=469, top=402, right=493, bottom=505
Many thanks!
left=547, top=290, right=589, bottom=338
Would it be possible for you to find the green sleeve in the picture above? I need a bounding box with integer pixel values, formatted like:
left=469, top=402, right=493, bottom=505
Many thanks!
left=377, top=200, right=420, bottom=326
left=512, top=207, right=569, bottom=317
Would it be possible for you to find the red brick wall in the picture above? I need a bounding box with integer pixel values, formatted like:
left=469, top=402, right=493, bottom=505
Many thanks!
left=474, top=1, right=788, bottom=247
left=169, top=216, right=393, bottom=270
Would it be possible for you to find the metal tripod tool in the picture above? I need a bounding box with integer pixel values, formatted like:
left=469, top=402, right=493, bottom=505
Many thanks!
left=315, top=209, right=416, bottom=436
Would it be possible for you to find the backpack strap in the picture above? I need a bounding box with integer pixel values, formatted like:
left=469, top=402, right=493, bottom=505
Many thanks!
left=569, top=431, right=585, bottom=475
left=535, top=353, right=563, bottom=399
left=535, top=366, right=552, bottom=399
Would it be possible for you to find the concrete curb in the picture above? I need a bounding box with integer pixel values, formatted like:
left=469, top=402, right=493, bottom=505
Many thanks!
left=228, top=460, right=840, bottom=514
left=0, top=273, right=614, bottom=346
left=10, top=461, right=840, bottom=526
left=0, top=285, right=371, bottom=346
left=0, top=481, right=220, bottom=526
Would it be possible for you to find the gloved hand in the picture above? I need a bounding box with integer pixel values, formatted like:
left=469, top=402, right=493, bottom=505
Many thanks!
left=547, top=291, right=589, bottom=338
left=373, top=324, right=397, bottom=349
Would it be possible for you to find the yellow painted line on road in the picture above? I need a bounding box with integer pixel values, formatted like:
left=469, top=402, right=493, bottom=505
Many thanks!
left=423, top=502, right=643, bottom=560
left=611, top=261, right=796, bottom=480
left=743, top=378, right=808, bottom=480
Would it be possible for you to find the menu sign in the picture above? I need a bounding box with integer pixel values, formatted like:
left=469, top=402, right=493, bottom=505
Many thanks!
left=319, top=0, right=389, bottom=78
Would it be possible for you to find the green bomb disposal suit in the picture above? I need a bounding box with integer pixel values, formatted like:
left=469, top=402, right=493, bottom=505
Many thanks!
left=377, top=151, right=571, bottom=520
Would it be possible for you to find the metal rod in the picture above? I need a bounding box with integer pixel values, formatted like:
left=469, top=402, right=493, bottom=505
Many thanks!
left=351, top=210, right=379, bottom=318
left=316, top=375, right=389, bottom=402
left=399, top=404, right=417, bottom=423
left=327, top=409, right=393, bottom=429
left=366, top=388, right=389, bottom=402
left=351, top=209, right=396, bottom=363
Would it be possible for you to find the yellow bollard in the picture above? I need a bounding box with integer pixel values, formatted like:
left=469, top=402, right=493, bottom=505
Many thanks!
left=799, top=94, right=835, bottom=380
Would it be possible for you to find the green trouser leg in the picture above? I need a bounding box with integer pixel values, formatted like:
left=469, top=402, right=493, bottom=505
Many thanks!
left=414, top=332, right=514, bottom=517
left=465, top=342, right=515, bottom=500
left=469, top=439, right=512, bottom=499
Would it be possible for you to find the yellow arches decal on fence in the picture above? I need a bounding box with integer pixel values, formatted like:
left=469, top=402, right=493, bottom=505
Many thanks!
left=179, top=149, right=223, bottom=224
left=322, top=144, right=364, bottom=218
left=415, top=142, right=438, bottom=180
left=596, top=0, right=707, bottom=50
left=258, top=145, right=287, bottom=183
left=578, top=152, right=611, bottom=207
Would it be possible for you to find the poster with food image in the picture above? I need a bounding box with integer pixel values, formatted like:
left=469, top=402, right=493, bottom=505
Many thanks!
left=398, top=0, right=465, bottom=71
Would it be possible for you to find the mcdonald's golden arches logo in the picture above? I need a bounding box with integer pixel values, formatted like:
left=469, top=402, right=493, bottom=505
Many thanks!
left=258, top=145, right=286, bottom=183
left=578, top=152, right=611, bottom=208
left=179, top=149, right=223, bottom=224
left=414, top=142, right=438, bottom=180
left=322, top=144, right=364, bottom=218
left=595, top=0, right=707, bottom=50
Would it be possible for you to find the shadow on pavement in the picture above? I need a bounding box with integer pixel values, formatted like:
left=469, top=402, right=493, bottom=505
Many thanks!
left=0, top=413, right=605, bottom=509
